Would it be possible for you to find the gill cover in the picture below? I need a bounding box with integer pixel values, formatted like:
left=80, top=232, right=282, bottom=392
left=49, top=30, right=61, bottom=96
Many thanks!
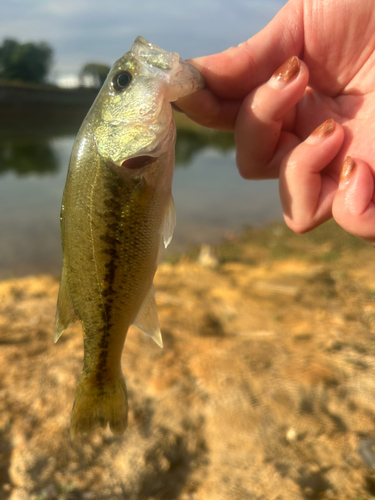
left=93, top=36, right=205, bottom=166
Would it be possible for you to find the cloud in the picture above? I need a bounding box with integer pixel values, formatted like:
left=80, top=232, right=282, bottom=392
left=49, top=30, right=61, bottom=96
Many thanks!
left=0, top=0, right=287, bottom=75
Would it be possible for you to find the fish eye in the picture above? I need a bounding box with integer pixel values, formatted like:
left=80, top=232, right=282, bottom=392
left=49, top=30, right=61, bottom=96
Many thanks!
left=112, top=71, right=132, bottom=91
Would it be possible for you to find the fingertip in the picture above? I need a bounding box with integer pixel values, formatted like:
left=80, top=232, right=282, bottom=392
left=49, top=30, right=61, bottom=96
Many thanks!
left=305, top=118, right=335, bottom=144
left=234, top=57, right=310, bottom=179
left=333, top=157, right=375, bottom=242
left=334, top=157, right=373, bottom=216
left=305, top=118, right=345, bottom=145
left=267, top=57, right=309, bottom=91
left=278, top=118, right=345, bottom=234
left=338, top=156, right=356, bottom=190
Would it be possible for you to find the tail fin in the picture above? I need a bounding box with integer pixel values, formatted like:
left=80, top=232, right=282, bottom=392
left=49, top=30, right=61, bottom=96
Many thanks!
left=70, top=374, right=128, bottom=439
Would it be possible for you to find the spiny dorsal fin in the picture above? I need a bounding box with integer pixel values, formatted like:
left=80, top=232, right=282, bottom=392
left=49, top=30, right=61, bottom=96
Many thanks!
left=133, top=284, right=163, bottom=347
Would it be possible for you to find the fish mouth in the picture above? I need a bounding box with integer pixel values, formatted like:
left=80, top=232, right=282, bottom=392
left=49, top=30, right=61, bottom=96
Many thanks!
left=121, top=155, right=158, bottom=170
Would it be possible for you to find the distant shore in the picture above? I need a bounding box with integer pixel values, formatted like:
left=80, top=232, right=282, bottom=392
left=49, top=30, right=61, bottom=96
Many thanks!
left=0, top=81, right=98, bottom=132
left=0, top=80, right=232, bottom=140
left=0, top=80, right=98, bottom=105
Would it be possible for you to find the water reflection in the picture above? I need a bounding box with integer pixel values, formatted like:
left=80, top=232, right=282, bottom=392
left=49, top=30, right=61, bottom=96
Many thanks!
left=175, top=129, right=234, bottom=166
left=0, top=138, right=58, bottom=176
left=0, top=125, right=282, bottom=278
left=0, top=126, right=235, bottom=176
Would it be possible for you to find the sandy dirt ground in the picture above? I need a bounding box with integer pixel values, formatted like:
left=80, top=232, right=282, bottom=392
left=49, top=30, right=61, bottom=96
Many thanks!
left=1, top=222, right=375, bottom=499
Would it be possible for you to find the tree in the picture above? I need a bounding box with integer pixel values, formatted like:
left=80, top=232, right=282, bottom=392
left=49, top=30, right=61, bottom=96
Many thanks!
left=80, top=63, right=110, bottom=89
left=0, top=39, right=53, bottom=83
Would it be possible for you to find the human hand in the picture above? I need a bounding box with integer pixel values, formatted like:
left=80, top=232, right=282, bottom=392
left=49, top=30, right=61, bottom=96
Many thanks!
left=176, top=0, right=375, bottom=244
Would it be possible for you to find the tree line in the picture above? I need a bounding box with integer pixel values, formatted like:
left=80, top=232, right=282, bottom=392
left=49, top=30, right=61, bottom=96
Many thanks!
left=0, top=39, right=110, bottom=88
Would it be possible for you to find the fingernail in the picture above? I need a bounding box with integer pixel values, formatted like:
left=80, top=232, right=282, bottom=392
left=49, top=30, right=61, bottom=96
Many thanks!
left=339, top=156, right=356, bottom=189
left=306, top=119, right=335, bottom=144
left=313, top=119, right=335, bottom=138
left=269, top=56, right=300, bottom=89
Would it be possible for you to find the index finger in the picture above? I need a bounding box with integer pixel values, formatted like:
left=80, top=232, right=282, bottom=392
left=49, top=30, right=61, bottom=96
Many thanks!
left=176, top=0, right=304, bottom=127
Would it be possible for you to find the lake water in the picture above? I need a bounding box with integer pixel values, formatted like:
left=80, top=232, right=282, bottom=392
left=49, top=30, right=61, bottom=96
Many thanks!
left=0, top=129, right=283, bottom=279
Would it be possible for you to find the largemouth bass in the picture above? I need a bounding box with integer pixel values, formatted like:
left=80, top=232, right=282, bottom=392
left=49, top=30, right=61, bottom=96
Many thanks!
left=54, top=36, right=204, bottom=438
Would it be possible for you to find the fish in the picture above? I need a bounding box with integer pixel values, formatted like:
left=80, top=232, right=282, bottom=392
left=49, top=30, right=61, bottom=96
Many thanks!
left=54, top=36, right=205, bottom=439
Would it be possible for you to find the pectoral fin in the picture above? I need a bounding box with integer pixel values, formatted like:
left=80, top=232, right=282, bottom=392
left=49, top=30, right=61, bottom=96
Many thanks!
left=54, top=265, right=77, bottom=343
left=133, top=284, right=163, bottom=348
left=162, top=195, right=176, bottom=248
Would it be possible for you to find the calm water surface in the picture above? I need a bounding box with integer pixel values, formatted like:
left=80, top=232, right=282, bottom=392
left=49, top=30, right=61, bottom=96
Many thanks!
left=0, top=130, right=283, bottom=279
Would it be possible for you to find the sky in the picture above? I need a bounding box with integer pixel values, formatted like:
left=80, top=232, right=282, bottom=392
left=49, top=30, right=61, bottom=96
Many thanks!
left=1, top=0, right=287, bottom=80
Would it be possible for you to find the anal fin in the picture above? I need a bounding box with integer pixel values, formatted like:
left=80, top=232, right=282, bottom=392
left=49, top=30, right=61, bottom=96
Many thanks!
left=133, top=284, right=163, bottom=347
left=54, top=264, right=77, bottom=343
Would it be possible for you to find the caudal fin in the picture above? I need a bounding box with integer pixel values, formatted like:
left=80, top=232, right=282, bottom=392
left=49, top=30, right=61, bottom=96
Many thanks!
left=70, top=374, right=128, bottom=439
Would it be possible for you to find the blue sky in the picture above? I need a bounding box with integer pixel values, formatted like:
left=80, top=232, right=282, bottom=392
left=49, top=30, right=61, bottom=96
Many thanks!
left=1, top=0, right=287, bottom=79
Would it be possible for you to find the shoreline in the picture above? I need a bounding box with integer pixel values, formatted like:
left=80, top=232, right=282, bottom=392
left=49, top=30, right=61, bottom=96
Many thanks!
left=0, top=82, right=98, bottom=132
left=0, top=219, right=371, bottom=280
left=0, top=81, right=233, bottom=139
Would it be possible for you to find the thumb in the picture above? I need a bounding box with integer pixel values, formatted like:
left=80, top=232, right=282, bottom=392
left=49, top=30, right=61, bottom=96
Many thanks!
left=332, top=156, right=375, bottom=244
